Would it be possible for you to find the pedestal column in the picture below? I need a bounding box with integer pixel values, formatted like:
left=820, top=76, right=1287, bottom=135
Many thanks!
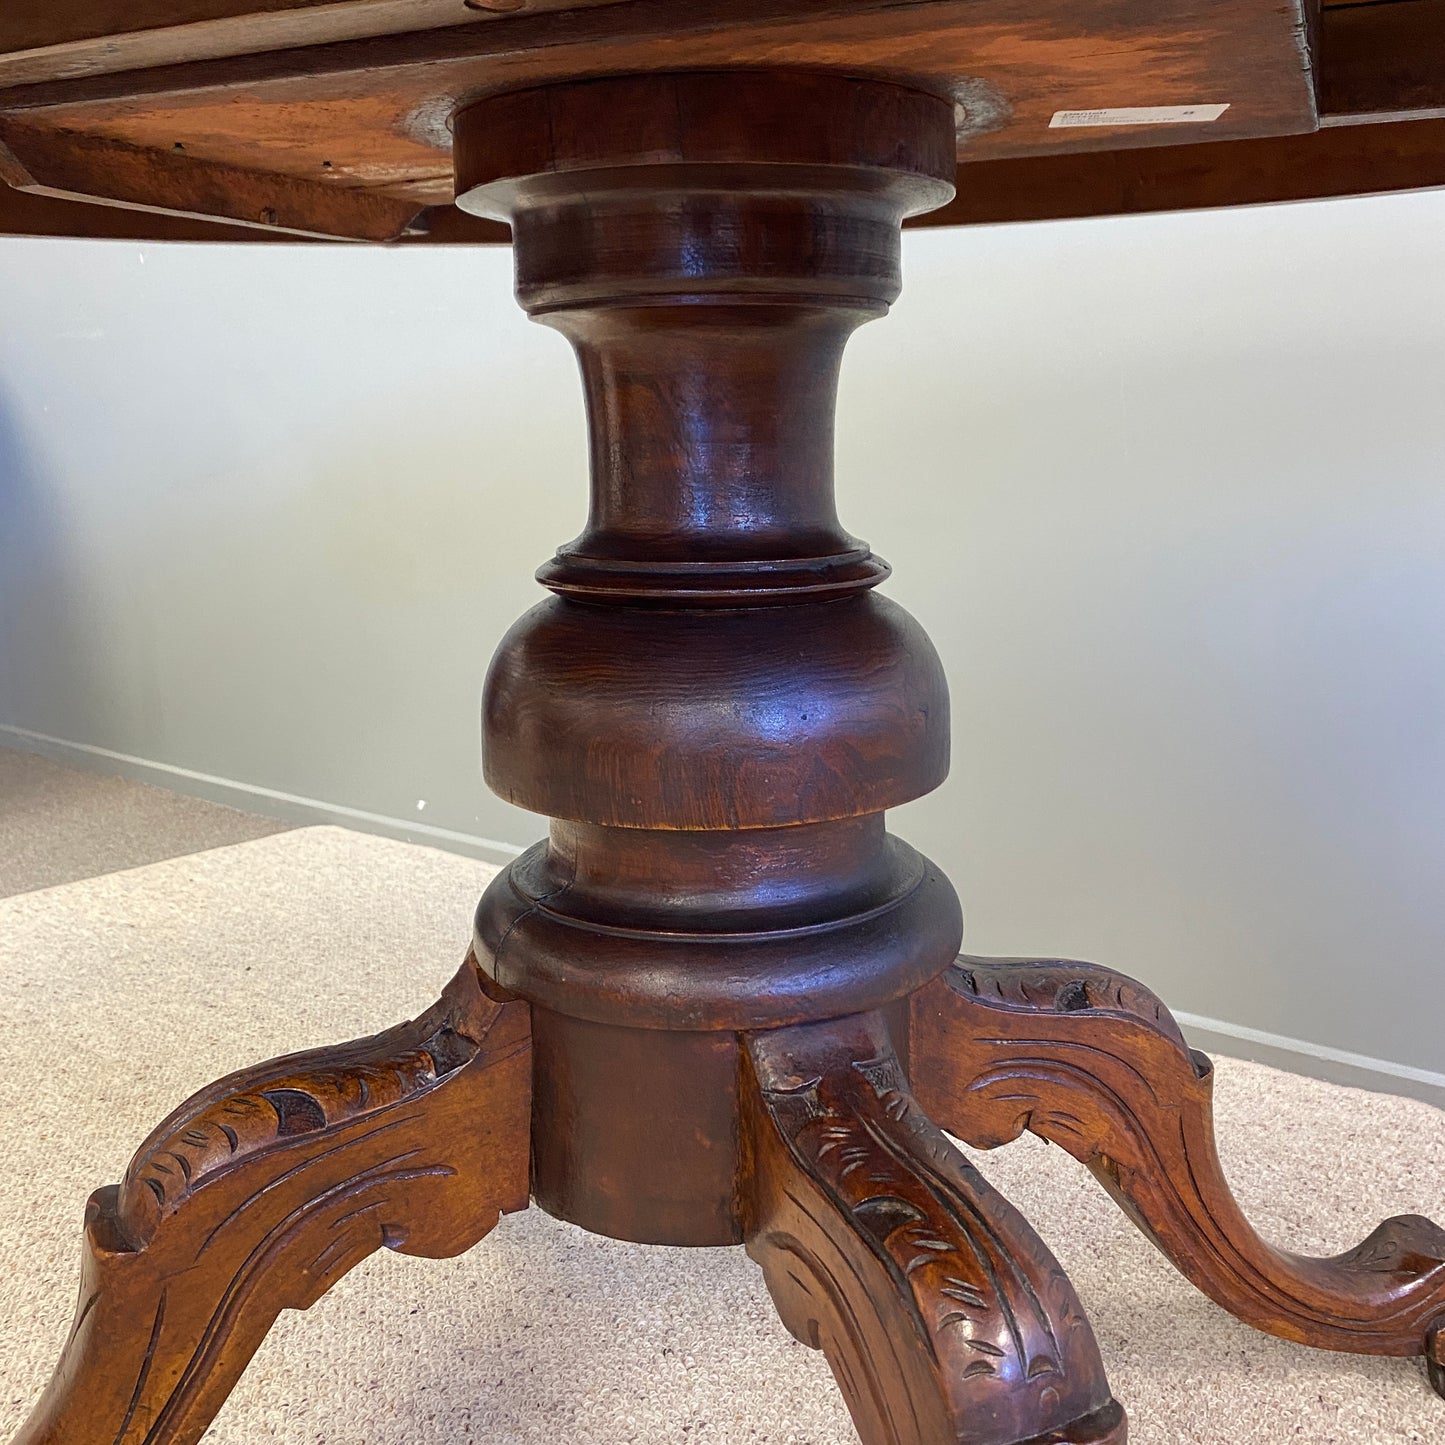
left=458, top=71, right=964, bottom=1245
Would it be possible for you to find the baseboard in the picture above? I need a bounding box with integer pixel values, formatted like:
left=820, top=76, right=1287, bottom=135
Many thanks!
left=1175, top=1009, right=1445, bottom=1111
left=0, top=724, right=527, bottom=868
left=4, top=722, right=1443, bottom=1110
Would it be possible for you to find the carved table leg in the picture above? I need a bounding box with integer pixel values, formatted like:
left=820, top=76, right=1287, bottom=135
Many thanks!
left=744, top=1012, right=1128, bottom=1445
left=12, top=953, right=531, bottom=1445
left=910, top=956, right=1445, bottom=1393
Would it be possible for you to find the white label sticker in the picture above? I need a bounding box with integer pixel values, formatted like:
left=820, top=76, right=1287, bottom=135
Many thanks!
left=1049, top=104, right=1230, bottom=128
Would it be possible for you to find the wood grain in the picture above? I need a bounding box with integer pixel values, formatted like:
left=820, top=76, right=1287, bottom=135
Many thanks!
left=745, top=1011, right=1127, bottom=1445
left=1321, top=0, right=1445, bottom=123
left=466, top=72, right=966, bottom=1247
left=8, top=55, right=1442, bottom=1445
left=910, top=956, right=1445, bottom=1370
left=11, top=954, right=531, bottom=1445
left=0, top=0, right=1314, bottom=238
left=12, top=113, right=1445, bottom=244
left=4, top=0, right=1445, bottom=240
left=0, top=0, right=631, bottom=89
left=0, top=117, right=425, bottom=240
left=476, top=820, right=962, bottom=1034
left=14, top=113, right=1445, bottom=245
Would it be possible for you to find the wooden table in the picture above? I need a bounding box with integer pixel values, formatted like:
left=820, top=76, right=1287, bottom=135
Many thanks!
left=5, top=7, right=1444, bottom=1443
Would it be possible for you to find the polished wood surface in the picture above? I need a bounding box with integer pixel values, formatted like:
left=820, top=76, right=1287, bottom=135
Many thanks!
left=7, top=60, right=1443, bottom=1445
left=746, top=1012, right=1128, bottom=1445
left=465, top=69, right=966, bottom=1249
left=912, top=958, right=1445, bottom=1360
left=0, top=0, right=1314, bottom=200
left=0, top=0, right=632, bottom=87
left=1320, top=0, right=1445, bottom=122
left=4, top=0, right=1445, bottom=241
left=12, top=954, right=531, bottom=1445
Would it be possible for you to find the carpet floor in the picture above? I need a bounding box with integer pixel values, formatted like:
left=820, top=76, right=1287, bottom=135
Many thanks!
left=0, top=746, right=291, bottom=897
left=0, top=826, right=1441, bottom=1444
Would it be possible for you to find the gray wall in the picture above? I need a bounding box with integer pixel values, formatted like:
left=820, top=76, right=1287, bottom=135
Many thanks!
left=3, top=190, right=1444, bottom=1097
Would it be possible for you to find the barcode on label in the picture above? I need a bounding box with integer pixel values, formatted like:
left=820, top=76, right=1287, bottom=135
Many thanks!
left=1049, top=104, right=1230, bottom=128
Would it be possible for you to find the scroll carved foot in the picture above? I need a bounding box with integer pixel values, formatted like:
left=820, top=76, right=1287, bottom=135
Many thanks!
left=910, top=955, right=1445, bottom=1387
left=12, top=952, right=532, bottom=1445
left=743, top=1012, right=1127, bottom=1445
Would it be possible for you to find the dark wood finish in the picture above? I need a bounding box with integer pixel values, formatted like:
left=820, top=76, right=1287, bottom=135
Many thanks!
left=5, top=0, right=1445, bottom=241
left=0, top=0, right=631, bottom=89
left=480, top=605, right=949, bottom=823
left=467, top=71, right=966, bottom=1248
left=527, top=1007, right=744, bottom=1245
left=0, top=0, right=1313, bottom=159
left=911, top=957, right=1445, bottom=1365
left=1320, top=0, right=1445, bottom=123
left=461, top=67, right=1436, bottom=1422
left=12, top=953, right=531, bottom=1445
left=744, top=1012, right=1128, bottom=1445
left=14, top=112, right=1445, bottom=245
left=9, top=57, right=1445, bottom=1445
left=15, top=114, right=1445, bottom=246
left=476, top=820, right=961, bottom=1033
left=907, top=115, right=1445, bottom=229
left=0, top=0, right=1316, bottom=238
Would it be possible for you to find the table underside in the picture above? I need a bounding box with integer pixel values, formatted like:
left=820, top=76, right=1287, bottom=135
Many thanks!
left=2, top=0, right=1445, bottom=243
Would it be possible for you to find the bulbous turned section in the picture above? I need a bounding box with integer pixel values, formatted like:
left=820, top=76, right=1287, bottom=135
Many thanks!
left=456, top=70, right=958, bottom=831
left=455, top=72, right=962, bottom=1246
left=482, top=592, right=950, bottom=828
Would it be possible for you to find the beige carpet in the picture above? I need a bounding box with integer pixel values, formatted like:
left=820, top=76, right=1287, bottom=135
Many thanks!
left=0, top=827, right=1441, bottom=1445
left=0, top=746, right=291, bottom=897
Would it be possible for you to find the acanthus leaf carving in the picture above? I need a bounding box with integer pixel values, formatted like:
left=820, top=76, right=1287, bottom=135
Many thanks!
left=745, top=1011, right=1125, bottom=1445
left=913, top=955, right=1445, bottom=1372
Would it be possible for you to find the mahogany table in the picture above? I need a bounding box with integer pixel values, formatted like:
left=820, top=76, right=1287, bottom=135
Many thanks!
left=4, top=6, right=1444, bottom=1443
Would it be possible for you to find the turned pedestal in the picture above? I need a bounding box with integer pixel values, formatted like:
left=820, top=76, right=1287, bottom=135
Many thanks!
left=10, top=69, right=1444, bottom=1445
